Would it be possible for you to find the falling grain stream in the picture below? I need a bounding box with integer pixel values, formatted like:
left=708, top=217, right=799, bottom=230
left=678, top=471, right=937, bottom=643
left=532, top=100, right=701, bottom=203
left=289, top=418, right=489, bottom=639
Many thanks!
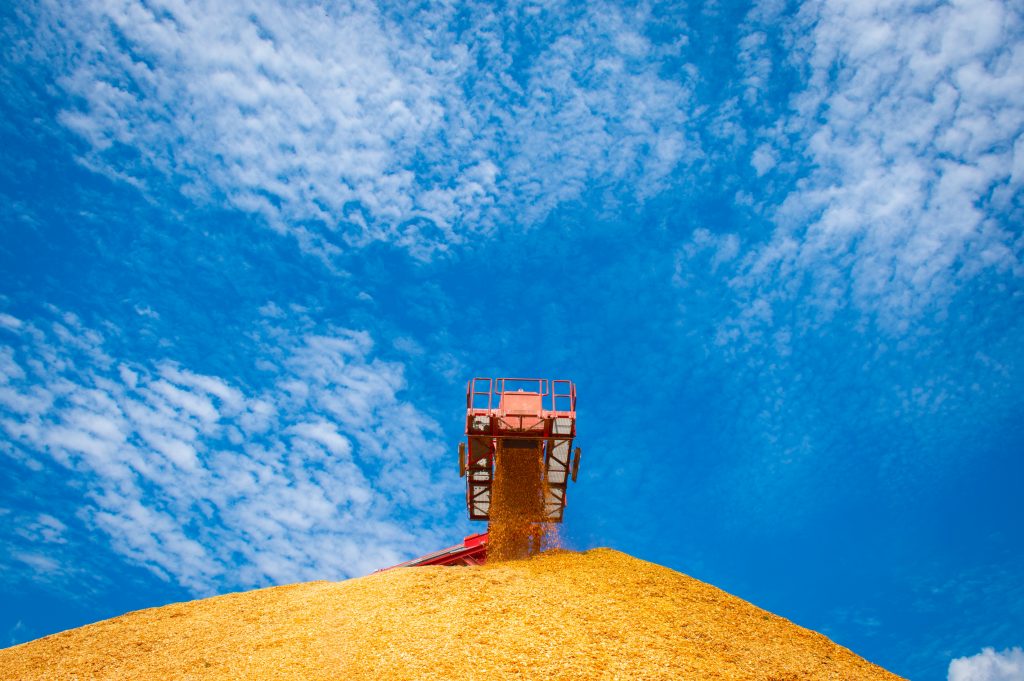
left=487, top=444, right=560, bottom=562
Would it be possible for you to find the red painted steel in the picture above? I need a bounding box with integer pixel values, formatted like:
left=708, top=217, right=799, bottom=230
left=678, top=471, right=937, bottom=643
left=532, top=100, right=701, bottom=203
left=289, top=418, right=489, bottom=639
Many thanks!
left=375, top=533, right=489, bottom=571
left=377, top=377, right=581, bottom=571
left=462, top=377, right=579, bottom=523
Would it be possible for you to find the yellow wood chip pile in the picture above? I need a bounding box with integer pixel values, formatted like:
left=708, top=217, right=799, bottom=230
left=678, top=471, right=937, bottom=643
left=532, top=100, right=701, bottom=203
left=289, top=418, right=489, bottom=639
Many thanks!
left=0, top=548, right=903, bottom=680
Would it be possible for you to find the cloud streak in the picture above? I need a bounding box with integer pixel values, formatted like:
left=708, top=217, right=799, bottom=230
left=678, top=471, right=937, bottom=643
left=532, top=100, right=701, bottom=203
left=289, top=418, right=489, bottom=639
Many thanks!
left=684, top=0, right=1024, bottom=338
left=0, top=309, right=458, bottom=593
left=33, top=0, right=699, bottom=260
left=665, top=0, right=1024, bottom=529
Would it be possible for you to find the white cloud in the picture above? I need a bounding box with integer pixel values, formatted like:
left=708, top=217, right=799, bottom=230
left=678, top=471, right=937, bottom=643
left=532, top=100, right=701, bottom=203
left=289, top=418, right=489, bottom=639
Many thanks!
left=33, top=0, right=698, bottom=259
left=670, top=0, right=1024, bottom=515
left=0, top=313, right=23, bottom=331
left=750, top=143, right=777, bottom=176
left=498, top=5, right=696, bottom=223
left=258, top=301, right=286, bottom=319
left=13, top=552, right=62, bottom=574
left=949, top=647, right=1024, bottom=681
left=45, top=0, right=464, bottom=258
left=13, top=513, right=68, bottom=544
left=5, top=620, right=28, bottom=647
left=715, top=0, right=1024, bottom=333
left=0, top=311, right=460, bottom=593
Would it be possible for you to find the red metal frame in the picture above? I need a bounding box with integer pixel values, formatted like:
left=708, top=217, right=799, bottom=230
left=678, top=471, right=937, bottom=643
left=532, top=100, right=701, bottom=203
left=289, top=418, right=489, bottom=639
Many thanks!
left=462, top=377, right=578, bottom=523
left=378, top=378, right=581, bottom=572
left=467, top=377, right=577, bottom=414
left=375, top=533, right=489, bottom=571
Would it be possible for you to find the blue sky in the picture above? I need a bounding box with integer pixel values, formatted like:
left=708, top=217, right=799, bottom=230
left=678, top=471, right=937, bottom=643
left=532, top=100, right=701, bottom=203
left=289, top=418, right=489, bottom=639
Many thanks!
left=1, top=0, right=1022, bottom=679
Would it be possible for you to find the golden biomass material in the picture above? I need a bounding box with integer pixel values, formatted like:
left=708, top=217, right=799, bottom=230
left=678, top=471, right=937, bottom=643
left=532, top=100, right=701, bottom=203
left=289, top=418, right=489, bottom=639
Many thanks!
left=487, top=445, right=557, bottom=561
left=0, top=549, right=904, bottom=680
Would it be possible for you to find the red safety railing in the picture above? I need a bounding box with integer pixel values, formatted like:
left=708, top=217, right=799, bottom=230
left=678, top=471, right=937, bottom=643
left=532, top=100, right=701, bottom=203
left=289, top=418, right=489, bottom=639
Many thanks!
left=466, top=377, right=575, bottom=414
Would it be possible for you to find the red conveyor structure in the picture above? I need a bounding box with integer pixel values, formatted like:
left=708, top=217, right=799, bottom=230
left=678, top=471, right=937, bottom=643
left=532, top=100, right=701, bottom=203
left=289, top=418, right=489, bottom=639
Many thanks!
left=376, top=533, right=489, bottom=571
left=378, top=377, right=580, bottom=571
left=459, top=378, right=580, bottom=523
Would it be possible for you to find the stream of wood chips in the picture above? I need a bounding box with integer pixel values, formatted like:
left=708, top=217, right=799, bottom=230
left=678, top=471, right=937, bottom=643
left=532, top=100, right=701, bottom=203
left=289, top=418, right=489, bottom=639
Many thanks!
left=0, top=548, right=902, bottom=680
left=488, top=445, right=559, bottom=562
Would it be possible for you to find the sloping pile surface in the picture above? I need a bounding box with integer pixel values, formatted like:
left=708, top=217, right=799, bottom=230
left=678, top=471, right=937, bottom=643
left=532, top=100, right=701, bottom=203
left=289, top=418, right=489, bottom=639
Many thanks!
left=0, top=548, right=902, bottom=680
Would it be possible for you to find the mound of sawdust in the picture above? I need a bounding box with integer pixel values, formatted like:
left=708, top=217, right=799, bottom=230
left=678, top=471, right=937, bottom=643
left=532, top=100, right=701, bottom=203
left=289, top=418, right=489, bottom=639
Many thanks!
left=0, top=549, right=902, bottom=680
